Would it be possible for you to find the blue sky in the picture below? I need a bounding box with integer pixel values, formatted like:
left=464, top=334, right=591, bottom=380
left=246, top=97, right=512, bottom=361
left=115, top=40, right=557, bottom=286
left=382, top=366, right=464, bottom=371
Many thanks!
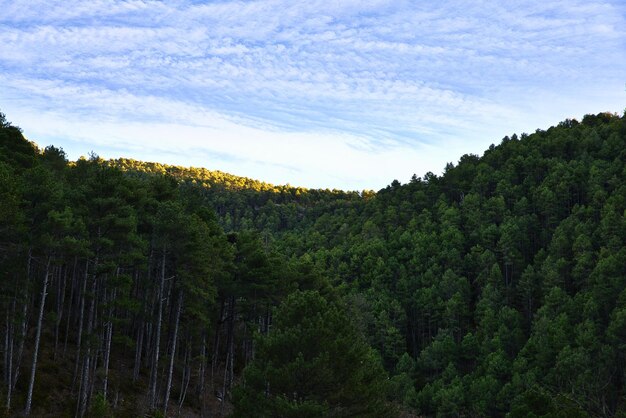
left=1, top=0, right=625, bottom=190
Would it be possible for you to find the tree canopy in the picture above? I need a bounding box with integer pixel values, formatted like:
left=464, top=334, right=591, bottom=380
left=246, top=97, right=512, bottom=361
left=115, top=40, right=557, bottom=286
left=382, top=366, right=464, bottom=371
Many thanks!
left=0, top=110, right=625, bottom=416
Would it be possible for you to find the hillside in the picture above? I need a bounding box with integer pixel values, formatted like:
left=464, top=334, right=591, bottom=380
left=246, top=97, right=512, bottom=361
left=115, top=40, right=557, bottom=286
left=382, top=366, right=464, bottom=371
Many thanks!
left=0, top=110, right=625, bottom=417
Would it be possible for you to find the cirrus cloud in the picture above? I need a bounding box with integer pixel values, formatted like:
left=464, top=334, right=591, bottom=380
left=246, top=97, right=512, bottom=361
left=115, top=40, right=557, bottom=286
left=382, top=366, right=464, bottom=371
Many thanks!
left=1, top=0, right=625, bottom=189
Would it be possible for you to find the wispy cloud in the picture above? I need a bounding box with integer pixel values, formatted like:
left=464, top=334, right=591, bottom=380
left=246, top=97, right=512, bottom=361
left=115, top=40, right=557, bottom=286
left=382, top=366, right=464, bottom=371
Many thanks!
left=1, top=0, right=625, bottom=189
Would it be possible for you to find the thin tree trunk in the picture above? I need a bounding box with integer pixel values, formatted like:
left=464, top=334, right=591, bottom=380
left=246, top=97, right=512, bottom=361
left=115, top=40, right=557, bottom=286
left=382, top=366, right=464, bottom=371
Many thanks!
left=74, top=355, right=85, bottom=418
left=178, top=334, right=192, bottom=415
left=210, top=298, right=225, bottom=393
left=87, top=340, right=99, bottom=409
left=77, top=319, right=92, bottom=418
left=133, top=319, right=144, bottom=382
left=11, top=278, right=30, bottom=398
left=264, top=303, right=271, bottom=335
left=4, top=311, right=9, bottom=386
left=132, top=269, right=145, bottom=382
left=149, top=244, right=166, bottom=410
left=24, top=258, right=51, bottom=416
left=241, top=322, right=248, bottom=367
left=227, top=298, right=235, bottom=393
left=102, top=287, right=116, bottom=399
left=73, top=264, right=89, bottom=387
left=177, top=335, right=189, bottom=407
left=63, top=258, right=78, bottom=357
left=78, top=257, right=98, bottom=418
left=14, top=246, right=34, bottom=399
left=145, top=322, right=152, bottom=369
left=5, top=301, right=14, bottom=410
left=54, top=263, right=68, bottom=360
left=164, top=292, right=183, bottom=417
left=220, top=296, right=235, bottom=416
left=198, top=333, right=207, bottom=416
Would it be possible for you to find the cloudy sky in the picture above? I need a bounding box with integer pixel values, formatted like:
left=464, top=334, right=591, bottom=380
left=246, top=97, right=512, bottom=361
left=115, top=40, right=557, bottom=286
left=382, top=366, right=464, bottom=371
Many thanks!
left=1, top=0, right=625, bottom=190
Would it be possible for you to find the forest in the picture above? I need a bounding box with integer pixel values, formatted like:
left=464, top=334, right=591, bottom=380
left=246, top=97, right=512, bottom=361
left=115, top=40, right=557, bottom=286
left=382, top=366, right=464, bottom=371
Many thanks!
left=0, top=109, right=625, bottom=417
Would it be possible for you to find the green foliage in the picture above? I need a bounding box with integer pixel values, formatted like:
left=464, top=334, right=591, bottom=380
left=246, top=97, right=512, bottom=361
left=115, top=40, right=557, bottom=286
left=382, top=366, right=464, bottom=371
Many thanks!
left=233, top=290, right=390, bottom=417
left=508, top=386, right=590, bottom=418
left=1, top=111, right=626, bottom=416
left=89, top=393, right=112, bottom=417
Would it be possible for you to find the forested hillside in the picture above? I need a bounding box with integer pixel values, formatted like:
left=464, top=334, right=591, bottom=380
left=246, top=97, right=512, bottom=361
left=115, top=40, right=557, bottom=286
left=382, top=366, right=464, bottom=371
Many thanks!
left=1, top=110, right=625, bottom=417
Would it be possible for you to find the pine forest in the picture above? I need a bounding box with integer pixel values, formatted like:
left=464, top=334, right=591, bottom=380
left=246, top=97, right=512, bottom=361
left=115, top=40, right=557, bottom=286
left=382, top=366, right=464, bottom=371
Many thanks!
left=0, top=110, right=625, bottom=417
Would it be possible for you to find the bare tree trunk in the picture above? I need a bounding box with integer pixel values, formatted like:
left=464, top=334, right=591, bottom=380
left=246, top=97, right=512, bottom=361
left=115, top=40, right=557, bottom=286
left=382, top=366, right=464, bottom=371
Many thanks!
left=133, top=319, right=144, bottom=382
left=178, top=334, right=192, bottom=415
left=149, top=244, right=166, bottom=410
left=139, top=250, right=153, bottom=371
left=3, top=311, right=9, bottom=386
left=77, top=354, right=91, bottom=418
left=210, top=298, right=225, bottom=393
left=24, top=258, right=51, bottom=416
left=78, top=257, right=98, bottom=418
left=11, top=278, right=30, bottom=400
left=14, top=246, right=34, bottom=396
left=77, top=322, right=92, bottom=418
left=73, top=264, right=89, bottom=387
left=54, top=263, right=68, bottom=360
left=163, top=292, right=183, bottom=417
left=220, top=296, right=235, bottom=416
left=63, top=258, right=78, bottom=357
left=74, top=355, right=85, bottom=418
left=227, top=298, right=235, bottom=393
left=5, top=301, right=14, bottom=410
left=87, top=340, right=99, bottom=409
left=145, top=322, right=152, bottom=369
left=102, top=288, right=116, bottom=399
left=198, top=333, right=207, bottom=416
left=241, top=322, right=248, bottom=367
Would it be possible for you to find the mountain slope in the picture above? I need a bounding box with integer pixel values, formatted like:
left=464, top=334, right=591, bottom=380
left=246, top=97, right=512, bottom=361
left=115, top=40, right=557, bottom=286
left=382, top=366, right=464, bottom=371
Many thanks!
left=0, top=110, right=625, bottom=417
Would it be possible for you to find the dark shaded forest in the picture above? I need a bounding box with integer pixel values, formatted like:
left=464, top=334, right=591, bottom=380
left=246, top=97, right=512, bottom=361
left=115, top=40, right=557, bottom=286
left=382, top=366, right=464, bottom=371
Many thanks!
left=0, top=110, right=625, bottom=417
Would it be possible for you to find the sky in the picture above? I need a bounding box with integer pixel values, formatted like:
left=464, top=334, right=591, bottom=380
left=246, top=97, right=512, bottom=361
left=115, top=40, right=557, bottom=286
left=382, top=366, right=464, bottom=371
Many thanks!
left=1, top=0, right=625, bottom=191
